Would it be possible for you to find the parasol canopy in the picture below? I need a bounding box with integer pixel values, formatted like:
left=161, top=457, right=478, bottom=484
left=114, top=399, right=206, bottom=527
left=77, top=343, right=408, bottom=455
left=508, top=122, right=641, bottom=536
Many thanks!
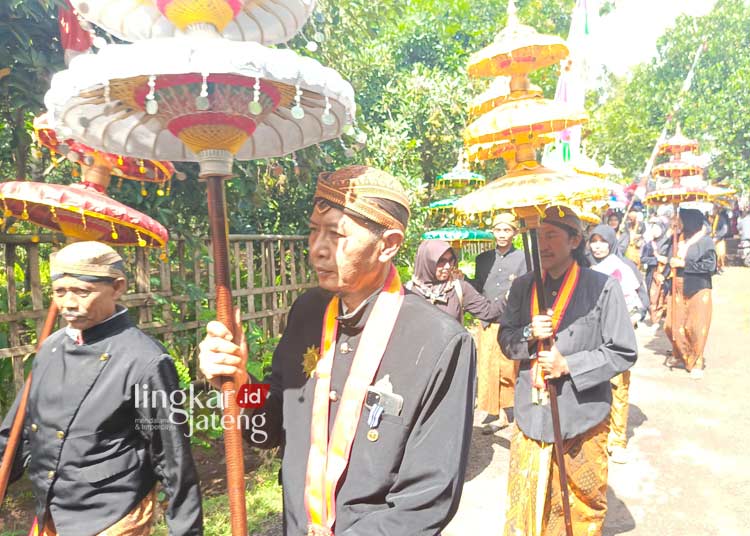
left=454, top=164, right=615, bottom=221
left=69, top=0, right=316, bottom=45
left=34, top=113, right=175, bottom=185
left=428, top=197, right=459, bottom=211
left=467, top=0, right=568, bottom=78
left=435, top=168, right=485, bottom=191
left=468, top=77, right=543, bottom=118
left=651, top=160, right=703, bottom=179
left=463, top=97, right=588, bottom=148
left=0, top=181, right=168, bottom=248
left=45, top=35, right=356, bottom=163
left=422, top=226, right=493, bottom=242
left=658, top=124, right=699, bottom=157
left=643, top=186, right=711, bottom=206
left=571, top=154, right=607, bottom=178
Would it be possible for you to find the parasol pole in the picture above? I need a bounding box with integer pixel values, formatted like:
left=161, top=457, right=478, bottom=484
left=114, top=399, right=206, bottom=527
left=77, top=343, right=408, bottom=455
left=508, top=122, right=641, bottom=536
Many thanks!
left=669, top=202, right=679, bottom=345
left=518, top=218, right=534, bottom=272
left=199, top=150, right=248, bottom=536
left=0, top=302, right=59, bottom=503
left=526, top=215, right=574, bottom=536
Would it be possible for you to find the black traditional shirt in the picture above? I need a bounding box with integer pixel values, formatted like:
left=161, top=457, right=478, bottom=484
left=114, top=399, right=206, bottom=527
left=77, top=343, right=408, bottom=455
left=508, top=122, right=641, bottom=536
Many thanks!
left=470, top=246, right=528, bottom=326
left=246, top=287, right=476, bottom=536
left=499, top=267, right=637, bottom=442
left=0, top=308, right=202, bottom=535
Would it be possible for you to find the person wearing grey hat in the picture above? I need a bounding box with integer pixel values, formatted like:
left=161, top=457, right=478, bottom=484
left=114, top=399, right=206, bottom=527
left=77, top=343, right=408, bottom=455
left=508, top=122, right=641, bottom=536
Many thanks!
left=0, top=241, right=203, bottom=536
left=469, top=212, right=528, bottom=433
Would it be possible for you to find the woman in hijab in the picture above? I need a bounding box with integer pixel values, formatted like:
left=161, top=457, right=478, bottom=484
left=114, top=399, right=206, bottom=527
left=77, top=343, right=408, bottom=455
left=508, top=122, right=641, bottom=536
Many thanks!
left=607, top=211, right=630, bottom=257
left=410, top=240, right=502, bottom=323
left=640, top=220, right=671, bottom=325
left=664, top=209, right=716, bottom=378
left=588, top=224, right=647, bottom=463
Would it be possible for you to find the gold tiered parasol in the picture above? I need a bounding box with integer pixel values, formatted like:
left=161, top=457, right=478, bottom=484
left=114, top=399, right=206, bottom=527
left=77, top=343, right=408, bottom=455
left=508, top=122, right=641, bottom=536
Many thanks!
left=459, top=6, right=612, bottom=532
left=463, top=92, right=588, bottom=149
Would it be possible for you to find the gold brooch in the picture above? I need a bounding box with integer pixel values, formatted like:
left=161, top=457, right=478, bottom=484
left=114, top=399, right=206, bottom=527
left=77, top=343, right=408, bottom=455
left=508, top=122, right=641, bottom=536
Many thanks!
left=302, top=346, right=321, bottom=378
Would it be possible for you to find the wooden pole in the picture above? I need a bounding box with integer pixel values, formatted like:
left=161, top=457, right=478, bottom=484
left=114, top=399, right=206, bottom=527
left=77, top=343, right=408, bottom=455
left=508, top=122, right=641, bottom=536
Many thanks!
left=0, top=302, right=58, bottom=504
left=527, top=225, right=574, bottom=536
left=205, top=174, right=248, bottom=536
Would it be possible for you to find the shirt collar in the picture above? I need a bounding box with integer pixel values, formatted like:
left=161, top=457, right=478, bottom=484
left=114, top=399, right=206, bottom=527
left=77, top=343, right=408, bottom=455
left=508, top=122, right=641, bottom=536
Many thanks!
left=66, top=305, right=130, bottom=344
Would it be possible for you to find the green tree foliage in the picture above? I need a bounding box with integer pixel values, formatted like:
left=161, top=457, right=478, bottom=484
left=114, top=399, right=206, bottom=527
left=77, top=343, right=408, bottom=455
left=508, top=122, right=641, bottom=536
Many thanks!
left=587, top=0, right=750, bottom=189
left=0, top=0, right=65, bottom=179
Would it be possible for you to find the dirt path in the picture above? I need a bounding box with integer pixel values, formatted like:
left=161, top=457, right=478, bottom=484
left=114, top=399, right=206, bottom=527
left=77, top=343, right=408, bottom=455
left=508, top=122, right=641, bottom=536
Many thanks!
left=445, top=266, right=750, bottom=535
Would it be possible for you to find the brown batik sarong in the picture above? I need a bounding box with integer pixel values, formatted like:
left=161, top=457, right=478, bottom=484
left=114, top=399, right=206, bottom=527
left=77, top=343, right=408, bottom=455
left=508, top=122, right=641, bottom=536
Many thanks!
left=608, top=371, right=631, bottom=450
left=664, top=277, right=712, bottom=371
left=476, top=323, right=519, bottom=415
left=504, top=419, right=609, bottom=536
left=648, top=270, right=667, bottom=324
left=38, top=487, right=156, bottom=536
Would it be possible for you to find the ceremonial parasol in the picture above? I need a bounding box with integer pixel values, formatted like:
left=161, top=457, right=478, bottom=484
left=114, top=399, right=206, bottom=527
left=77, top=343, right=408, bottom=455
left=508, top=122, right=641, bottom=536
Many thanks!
left=645, top=126, right=708, bottom=352
left=459, top=4, right=607, bottom=531
left=0, top=175, right=169, bottom=504
left=422, top=227, right=495, bottom=260
left=658, top=124, right=699, bottom=157
left=34, top=113, right=176, bottom=195
left=434, top=167, right=485, bottom=190
left=467, top=0, right=568, bottom=79
left=463, top=97, right=588, bottom=148
left=0, top=181, right=168, bottom=248
left=69, top=0, right=317, bottom=45
left=468, top=76, right=543, bottom=118
left=46, top=8, right=354, bottom=532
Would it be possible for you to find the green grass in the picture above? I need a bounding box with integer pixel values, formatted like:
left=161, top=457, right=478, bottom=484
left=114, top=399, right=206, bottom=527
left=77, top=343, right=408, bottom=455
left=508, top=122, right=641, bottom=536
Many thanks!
left=153, top=458, right=283, bottom=536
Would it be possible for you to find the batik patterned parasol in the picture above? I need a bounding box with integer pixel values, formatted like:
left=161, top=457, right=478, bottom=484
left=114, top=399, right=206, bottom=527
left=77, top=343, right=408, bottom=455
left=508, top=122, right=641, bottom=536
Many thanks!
left=70, top=0, right=316, bottom=45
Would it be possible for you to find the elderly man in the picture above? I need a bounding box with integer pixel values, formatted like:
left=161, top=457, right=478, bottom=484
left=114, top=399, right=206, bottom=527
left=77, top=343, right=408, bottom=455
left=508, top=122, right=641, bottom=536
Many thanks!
left=469, top=213, right=527, bottom=433
left=0, top=242, right=202, bottom=536
left=500, top=206, right=637, bottom=536
left=199, top=165, right=475, bottom=536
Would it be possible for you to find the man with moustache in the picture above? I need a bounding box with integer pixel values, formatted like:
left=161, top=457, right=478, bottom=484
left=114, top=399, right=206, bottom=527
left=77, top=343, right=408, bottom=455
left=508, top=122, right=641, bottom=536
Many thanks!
left=469, top=213, right=527, bottom=433
left=500, top=206, right=637, bottom=536
left=0, top=241, right=202, bottom=536
left=199, top=165, right=476, bottom=536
